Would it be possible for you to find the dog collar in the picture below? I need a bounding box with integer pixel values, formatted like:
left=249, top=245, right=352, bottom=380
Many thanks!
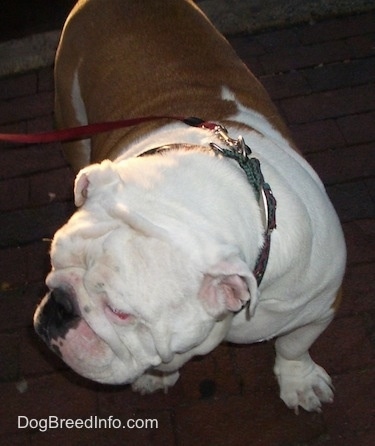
left=203, top=120, right=277, bottom=286
left=141, top=117, right=277, bottom=286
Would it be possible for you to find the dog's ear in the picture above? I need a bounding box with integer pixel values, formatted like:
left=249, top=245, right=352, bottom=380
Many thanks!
left=74, top=160, right=118, bottom=207
left=199, top=257, right=258, bottom=319
left=74, top=168, right=90, bottom=206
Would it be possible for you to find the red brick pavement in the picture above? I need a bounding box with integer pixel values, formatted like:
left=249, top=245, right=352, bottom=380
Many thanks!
left=0, top=11, right=374, bottom=446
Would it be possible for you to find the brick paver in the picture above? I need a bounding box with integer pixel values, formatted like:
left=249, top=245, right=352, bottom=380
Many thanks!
left=0, top=10, right=374, bottom=446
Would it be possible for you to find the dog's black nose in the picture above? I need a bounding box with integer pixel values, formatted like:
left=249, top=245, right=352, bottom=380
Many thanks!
left=34, top=287, right=80, bottom=344
left=51, top=288, right=75, bottom=322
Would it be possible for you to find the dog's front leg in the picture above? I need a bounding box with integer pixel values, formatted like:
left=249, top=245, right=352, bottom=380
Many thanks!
left=273, top=316, right=334, bottom=413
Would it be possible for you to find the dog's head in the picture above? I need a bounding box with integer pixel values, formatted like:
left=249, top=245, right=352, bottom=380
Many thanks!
left=34, top=158, right=258, bottom=384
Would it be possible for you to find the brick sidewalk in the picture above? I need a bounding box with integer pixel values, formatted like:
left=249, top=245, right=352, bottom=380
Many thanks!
left=0, top=11, right=374, bottom=446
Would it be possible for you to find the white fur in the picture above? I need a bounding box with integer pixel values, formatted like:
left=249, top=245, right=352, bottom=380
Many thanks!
left=72, top=68, right=88, bottom=127
left=38, top=100, right=346, bottom=412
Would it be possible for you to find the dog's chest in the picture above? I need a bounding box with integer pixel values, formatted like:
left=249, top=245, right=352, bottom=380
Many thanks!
left=225, top=298, right=318, bottom=344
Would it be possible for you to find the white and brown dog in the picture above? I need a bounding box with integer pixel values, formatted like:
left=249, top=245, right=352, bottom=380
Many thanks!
left=34, top=0, right=346, bottom=413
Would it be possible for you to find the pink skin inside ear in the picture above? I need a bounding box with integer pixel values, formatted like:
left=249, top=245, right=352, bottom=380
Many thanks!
left=199, top=273, right=249, bottom=318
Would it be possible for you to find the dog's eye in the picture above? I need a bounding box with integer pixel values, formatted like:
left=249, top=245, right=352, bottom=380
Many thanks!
left=110, top=306, right=129, bottom=320
left=105, top=304, right=133, bottom=325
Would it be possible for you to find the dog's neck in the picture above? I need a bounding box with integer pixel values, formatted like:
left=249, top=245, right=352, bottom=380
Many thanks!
left=136, top=120, right=277, bottom=285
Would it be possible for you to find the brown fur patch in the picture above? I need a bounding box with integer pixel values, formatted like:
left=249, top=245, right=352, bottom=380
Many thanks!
left=55, top=0, right=297, bottom=172
left=331, top=286, right=343, bottom=312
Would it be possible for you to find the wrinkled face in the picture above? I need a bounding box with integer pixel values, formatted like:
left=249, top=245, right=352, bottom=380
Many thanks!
left=34, top=207, right=214, bottom=385
left=34, top=159, right=256, bottom=384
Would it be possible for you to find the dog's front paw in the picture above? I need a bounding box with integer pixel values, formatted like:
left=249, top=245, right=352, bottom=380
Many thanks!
left=274, top=355, right=334, bottom=413
left=132, top=371, right=180, bottom=395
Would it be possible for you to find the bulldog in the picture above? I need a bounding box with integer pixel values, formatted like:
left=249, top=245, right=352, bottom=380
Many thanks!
left=34, top=0, right=346, bottom=413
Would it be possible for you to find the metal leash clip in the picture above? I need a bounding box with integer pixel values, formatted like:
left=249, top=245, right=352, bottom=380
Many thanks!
left=210, top=124, right=253, bottom=159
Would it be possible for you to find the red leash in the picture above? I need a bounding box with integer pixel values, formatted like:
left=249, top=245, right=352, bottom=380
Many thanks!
left=0, top=115, right=208, bottom=145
